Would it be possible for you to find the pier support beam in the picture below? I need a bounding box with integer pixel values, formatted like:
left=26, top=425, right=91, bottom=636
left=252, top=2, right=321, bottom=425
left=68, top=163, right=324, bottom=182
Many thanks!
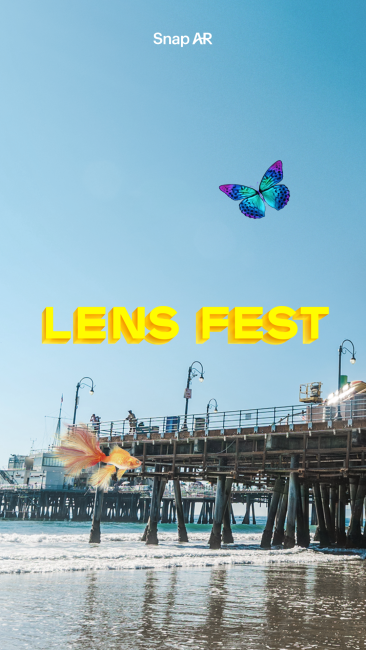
left=311, top=502, right=318, bottom=525
left=174, top=478, right=189, bottom=542
left=349, top=476, right=358, bottom=515
left=295, top=480, right=306, bottom=548
left=251, top=500, right=256, bottom=524
left=208, top=500, right=214, bottom=524
left=89, top=488, right=104, bottom=544
left=189, top=500, right=195, bottom=524
left=222, top=497, right=234, bottom=544
left=145, top=476, right=167, bottom=545
left=284, top=456, right=299, bottom=549
left=329, top=486, right=337, bottom=538
left=183, top=499, right=189, bottom=523
left=313, top=481, right=330, bottom=547
left=347, top=476, right=366, bottom=548
left=242, top=494, right=251, bottom=524
left=272, top=478, right=289, bottom=546
left=336, top=483, right=347, bottom=547
left=202, top=501, right=208, bottom=524
left=231, top=504, right=236, bottom=525
left=161, top=498, right=169, bottom=524
left=300, top=482, right=310, bottom=547
left=261, top=478, right=284, bottom=549
left=209, top=477, right=233, bottom=549
left=320, top=484, right=335, bottom=544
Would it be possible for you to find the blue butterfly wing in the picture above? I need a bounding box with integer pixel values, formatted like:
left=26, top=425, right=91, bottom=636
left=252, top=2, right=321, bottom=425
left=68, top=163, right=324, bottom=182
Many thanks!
left=219, top=184, right=257, bottom=201
left=262, top=184, right=290, bottom=210
left=239, top=194, right=265, bottom=219
left=259, top=161, right=283, bottom=193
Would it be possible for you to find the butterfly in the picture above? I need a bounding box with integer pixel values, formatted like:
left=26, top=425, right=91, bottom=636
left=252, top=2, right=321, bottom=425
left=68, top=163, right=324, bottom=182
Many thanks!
left=219, top=160, right=290, bottom=219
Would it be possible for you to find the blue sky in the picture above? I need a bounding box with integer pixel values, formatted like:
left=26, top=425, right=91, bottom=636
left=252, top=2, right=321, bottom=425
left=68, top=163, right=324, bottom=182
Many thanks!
left=0, top=0, right=365, bottom=465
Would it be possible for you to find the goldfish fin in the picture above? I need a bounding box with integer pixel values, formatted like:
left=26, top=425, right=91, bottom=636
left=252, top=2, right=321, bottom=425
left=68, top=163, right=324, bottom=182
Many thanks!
left=89, top=465, right=116, bottom=490
left=117, top=469, right=127, bottom=480
left=54, top=425, right=106, bottom=476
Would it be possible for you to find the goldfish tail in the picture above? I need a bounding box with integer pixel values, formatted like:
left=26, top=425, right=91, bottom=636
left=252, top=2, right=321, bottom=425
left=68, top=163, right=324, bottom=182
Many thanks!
left=117, top=469, right=126, bottom=480
left=53, top=425, right=107, bottom=477
left=89, top=465, right=116, bottom=490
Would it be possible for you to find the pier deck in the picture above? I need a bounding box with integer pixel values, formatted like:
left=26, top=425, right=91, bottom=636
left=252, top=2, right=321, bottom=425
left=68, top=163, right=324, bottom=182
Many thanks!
left=3, top=401, right=366, bottom=548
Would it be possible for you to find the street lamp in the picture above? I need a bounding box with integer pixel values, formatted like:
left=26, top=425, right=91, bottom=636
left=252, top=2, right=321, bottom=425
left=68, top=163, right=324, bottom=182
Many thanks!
left=206, top=398, right=218, bottom=429
left=73, top=377, right=95, bottom=425
left=206, top=398, right=218, bottom=415
left=338, top=340, right=356, bottom=391
left=184, top=361, right=204, bottom=426
left=336, top=340, right=356, bottom=419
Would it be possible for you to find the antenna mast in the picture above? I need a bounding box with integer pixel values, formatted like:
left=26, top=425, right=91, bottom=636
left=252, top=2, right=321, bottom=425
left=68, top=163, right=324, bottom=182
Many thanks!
left=52, top=395, right=63, bottom=447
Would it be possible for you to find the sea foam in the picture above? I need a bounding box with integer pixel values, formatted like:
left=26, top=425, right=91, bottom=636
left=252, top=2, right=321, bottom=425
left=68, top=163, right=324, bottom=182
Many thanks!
left=0, top=525, right=364, bottom=575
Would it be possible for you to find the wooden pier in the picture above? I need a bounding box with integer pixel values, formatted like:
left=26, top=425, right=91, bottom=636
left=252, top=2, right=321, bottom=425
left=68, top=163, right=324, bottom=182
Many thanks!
left=3, top=402, right=366, bottom=550
left=0, top=486, right=265, bottom=525
left=93, top=409, right=366, bottom=549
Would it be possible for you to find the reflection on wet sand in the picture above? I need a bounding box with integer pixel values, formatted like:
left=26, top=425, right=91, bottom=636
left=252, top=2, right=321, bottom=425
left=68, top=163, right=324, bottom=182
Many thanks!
left=138, top=570, right=159, bottom=648
left=75, top=572, right=109, bottom=650
left=6, top=562, right=366, bottom=650
left=197, top=568, right=228, bottom=647
left=261, top=564, right=366, bottom=650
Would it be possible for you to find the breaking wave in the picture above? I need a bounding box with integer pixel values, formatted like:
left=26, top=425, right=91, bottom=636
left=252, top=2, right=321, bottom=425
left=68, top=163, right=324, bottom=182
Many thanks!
left=0, top=522, right=364, bottom=574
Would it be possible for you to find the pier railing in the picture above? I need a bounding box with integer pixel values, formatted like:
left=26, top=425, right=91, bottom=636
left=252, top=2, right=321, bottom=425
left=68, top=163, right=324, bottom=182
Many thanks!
left=69, top=397, right=366, bottom=441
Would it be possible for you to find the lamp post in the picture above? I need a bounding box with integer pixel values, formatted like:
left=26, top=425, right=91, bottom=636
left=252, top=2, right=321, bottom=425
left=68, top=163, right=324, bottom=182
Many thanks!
left=184, top=361, right=204, bottom=427
left=338, top=340, right=356, bottom=391
left=206, top=398, right=218, bottom=416
left=73, top=377, right=95, bottom=426
left=337, top=340, right=356, bottom=419
left=206, top=398, right=218, bottom=429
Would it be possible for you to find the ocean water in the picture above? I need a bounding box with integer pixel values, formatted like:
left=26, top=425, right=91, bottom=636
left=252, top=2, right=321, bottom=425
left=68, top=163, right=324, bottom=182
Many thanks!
left=1, top=520, right=366, bottom=649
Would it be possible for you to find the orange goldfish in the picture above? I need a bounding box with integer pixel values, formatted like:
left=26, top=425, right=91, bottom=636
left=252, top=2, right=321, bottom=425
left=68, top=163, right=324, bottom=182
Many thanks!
left=55, top=425, right=141, bottom=490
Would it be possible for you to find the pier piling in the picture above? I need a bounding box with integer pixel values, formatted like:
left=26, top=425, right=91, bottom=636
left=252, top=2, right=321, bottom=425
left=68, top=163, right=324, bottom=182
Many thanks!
left=313, top=481, right=330, bottom=547
left=251, top=500, right=256, bottom=524
left=336, top=483, right=347, bottom=546
left=261, top=478, right=284, bottom=548
left=242, top=494, right=251, bottom=524
left=311, top=502, right=318, bottom=525
left=284, top=456, right=299, bottom=549
left=209, top=477, right=233, bottom=549
left=89, top=488, right=104, bottom=544
left=231, top=504, right=236, bottom=525
left=349, top=476, right=358, bottom=515
left=272, top=478, right=289, bottom=545
left=145, top=476, right=167, bottom=545
left=347, top=476, right=366, bottom=548
left=295, top=479, right=307, bottom=547
left=222, top=497, right=234, bottom=544
left=174, top=478, right=189, bottom=542
left=329, top=486, right=337, bottom=538
left=320, top=484, right=335, bottom=544
left=300, top=482, right=310, bottom=547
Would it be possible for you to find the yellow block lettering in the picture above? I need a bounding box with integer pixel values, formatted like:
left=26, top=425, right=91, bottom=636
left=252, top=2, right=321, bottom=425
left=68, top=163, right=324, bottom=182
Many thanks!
left=42, top=307, right=71, bottom=344
left=228, top=307, right=263, bottom=344
left=293, top=307, right=329, bottom=344
left=108, top=307, right=145, bottom=344
left=145, top=306, right=179, bottom=345
left=263, top=306, right=297, bottom=345
left=196, top=307, right=229, bottom=343
left=73, top=307, right=106, bottom=344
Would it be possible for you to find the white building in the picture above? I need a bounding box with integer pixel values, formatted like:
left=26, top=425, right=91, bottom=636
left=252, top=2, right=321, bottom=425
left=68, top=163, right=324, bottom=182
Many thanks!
left=0, top=452, right=77, bottom=489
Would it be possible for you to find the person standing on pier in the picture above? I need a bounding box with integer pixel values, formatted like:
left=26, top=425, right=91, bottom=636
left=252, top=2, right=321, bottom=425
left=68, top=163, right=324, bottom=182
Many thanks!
left=126, top=410, right=137, bottom=433
left=90, top=414, right=101, bottom=436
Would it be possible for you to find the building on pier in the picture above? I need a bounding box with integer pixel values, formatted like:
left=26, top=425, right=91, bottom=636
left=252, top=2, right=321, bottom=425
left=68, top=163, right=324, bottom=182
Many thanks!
left=0, top=452, right=88, bottom=489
